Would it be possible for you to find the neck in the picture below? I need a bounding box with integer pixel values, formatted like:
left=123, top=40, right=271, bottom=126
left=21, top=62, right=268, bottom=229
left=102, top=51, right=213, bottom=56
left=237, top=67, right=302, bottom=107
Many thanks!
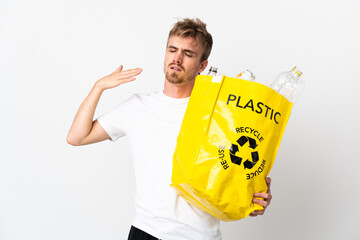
left=163, top=79, right=195, bottom=98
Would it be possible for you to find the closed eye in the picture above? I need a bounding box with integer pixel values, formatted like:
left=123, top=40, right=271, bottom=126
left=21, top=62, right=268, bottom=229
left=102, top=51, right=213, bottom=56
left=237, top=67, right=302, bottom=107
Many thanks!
left=168, top=45, right=196, bottom=56
left=184, top=50, right=195, bottom=57
left=168, top=46, right=178, bottom=53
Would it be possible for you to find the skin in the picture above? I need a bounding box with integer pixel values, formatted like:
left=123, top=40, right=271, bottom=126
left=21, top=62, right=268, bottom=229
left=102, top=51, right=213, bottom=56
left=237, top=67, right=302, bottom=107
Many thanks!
left=251, top=177, right=272, bottom=216
left=163, top=35, right=208, bottom=98
left=66, top=65, right=142, bottom=145
left=66, top=35, right=272, bottom=217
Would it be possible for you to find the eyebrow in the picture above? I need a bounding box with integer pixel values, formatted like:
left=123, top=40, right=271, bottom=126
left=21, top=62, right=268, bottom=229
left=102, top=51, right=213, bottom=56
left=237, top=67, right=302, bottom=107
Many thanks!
left=168, top=45, right=196, bottom=55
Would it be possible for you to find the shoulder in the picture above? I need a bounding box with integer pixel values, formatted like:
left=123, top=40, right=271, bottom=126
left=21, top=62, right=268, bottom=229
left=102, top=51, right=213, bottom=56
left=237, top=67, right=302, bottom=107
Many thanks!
left=113, top=91, right=161, bottom=110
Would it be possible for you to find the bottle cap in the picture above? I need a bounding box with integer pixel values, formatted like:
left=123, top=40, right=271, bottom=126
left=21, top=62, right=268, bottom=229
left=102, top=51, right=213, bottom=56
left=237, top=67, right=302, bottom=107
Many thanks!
left=292, top=66, right=303, bottom=76
left=211, top=67, right=218, bottom=73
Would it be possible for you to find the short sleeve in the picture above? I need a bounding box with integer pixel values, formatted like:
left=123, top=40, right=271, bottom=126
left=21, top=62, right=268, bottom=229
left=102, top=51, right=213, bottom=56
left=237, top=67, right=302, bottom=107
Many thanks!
left=96, top=96, right=134, bottom=142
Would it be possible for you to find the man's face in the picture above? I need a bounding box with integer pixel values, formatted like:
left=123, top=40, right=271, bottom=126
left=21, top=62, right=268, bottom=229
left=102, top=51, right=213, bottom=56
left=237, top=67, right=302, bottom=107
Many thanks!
left=164, top=35, right=208, bottom=85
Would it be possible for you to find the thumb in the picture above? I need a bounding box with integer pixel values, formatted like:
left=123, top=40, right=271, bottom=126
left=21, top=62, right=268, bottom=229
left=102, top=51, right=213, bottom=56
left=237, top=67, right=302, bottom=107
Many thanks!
left=266, top=177, right=271, bottom=186
left=114, top=65, right=123, bottom=73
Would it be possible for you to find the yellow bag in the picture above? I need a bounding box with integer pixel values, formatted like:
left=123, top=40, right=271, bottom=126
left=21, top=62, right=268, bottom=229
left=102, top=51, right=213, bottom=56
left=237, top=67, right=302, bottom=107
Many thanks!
left=171, top=75, right=293, bottom=221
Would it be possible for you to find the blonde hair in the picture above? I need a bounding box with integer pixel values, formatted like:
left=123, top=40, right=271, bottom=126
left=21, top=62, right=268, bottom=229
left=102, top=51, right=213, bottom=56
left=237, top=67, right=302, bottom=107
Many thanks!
left=168, top=18, right=213, bottom=62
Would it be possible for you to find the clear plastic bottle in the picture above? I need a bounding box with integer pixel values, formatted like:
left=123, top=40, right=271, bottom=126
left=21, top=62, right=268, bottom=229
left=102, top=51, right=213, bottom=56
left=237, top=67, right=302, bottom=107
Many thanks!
left=236, top=70, right=256, bottom=81
left=207, top=66, right=218, bottom=76
left=270, top=66, right=305, bottom=103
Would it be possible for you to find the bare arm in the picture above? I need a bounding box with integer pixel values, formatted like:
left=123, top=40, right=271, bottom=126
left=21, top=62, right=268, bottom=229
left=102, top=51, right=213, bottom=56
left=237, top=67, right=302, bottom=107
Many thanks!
left=66, top=65, right=142, bottom=146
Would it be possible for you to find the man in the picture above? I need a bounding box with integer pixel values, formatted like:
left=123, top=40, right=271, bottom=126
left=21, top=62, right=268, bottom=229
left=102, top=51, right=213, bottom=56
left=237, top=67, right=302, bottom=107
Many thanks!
left=67, top=18, right=272, bottom=240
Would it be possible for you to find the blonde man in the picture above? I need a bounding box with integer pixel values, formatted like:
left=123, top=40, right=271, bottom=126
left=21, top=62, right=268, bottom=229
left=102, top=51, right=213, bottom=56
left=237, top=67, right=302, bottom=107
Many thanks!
left=67, top=18, right=272, bottom=240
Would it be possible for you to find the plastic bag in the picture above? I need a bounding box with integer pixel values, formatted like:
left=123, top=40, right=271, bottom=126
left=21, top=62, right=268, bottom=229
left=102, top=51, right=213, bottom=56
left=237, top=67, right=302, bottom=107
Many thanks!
left=171, top=75, right=293, bottom=221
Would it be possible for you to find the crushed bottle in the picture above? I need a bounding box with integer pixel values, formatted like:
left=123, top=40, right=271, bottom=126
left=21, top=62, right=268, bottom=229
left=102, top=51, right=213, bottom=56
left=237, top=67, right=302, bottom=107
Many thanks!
left=236, top=70, right=256, bottom=81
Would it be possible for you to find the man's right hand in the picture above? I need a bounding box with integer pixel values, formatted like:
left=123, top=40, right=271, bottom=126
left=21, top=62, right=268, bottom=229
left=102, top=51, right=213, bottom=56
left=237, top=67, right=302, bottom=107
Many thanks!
left=95, top=65, right=143, bottom=91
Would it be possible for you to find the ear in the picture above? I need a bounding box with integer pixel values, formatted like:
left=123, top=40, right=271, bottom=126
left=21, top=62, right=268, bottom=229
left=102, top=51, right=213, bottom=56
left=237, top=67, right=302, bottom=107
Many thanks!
left=198, top=60, right=208, bottom=74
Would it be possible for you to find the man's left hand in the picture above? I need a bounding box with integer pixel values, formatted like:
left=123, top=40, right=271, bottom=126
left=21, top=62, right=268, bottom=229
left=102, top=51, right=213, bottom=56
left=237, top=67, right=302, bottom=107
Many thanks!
left=250, top=177, right=272, bottom=217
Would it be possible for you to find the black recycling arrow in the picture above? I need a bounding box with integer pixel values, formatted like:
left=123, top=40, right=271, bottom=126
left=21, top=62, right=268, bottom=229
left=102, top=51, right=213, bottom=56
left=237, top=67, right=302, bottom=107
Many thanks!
left=230, top=154, right=242, bottom=165
left=237, top=136, right=258, bottom=149
left=229, top=144, right=239, bottom=154
left=243, top=151, right=259, bottom=169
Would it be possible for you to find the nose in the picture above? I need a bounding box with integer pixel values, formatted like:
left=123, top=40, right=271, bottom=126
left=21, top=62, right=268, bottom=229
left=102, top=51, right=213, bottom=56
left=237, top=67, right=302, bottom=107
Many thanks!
left=173, top=52, right=183, bottom=65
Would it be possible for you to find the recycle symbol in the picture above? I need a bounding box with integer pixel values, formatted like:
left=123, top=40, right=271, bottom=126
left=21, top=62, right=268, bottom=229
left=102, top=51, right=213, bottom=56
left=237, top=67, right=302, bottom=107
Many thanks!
left=229, top=136, right=259, bottom=169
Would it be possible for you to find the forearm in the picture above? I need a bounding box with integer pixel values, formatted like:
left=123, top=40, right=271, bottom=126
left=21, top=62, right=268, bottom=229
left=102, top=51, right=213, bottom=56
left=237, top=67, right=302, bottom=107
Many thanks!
left=67, top=83, right=104, bottom=145
left=66, top=65, right=142, bottom=145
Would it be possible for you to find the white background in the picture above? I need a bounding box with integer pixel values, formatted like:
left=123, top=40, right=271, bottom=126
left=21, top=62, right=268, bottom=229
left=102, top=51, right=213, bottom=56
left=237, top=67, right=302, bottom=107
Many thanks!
left=1, top=0, right=359, bottom=239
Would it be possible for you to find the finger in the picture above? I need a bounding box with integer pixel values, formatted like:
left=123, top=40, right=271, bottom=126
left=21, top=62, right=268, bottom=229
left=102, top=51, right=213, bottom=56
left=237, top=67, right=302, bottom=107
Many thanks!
left=266, top=177, right=272, bottom=189
left=266, top=177, right=272, bottom=184
left=120, top=67, right=143, bottom=74
left=253, top=192, right=270, bottom=199
left=250, top=210, right=265, bottom=217
left=253, top=198, right=269, bottom=207
left=249, top=212, right=257, bottom=217
left=114, top=65, right=123, bottom=73
left=116, top=68, right=143, bottom=79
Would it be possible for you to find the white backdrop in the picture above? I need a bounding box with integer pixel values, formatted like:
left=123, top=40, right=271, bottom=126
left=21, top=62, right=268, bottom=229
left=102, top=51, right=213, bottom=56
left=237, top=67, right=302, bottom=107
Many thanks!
left=1, top=0, right=359, bottom=239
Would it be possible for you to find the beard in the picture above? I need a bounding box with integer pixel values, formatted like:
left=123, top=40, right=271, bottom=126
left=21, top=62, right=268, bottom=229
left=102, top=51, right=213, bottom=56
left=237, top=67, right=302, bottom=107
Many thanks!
left=165, top=66, right=198, bottom=85
left=165, top=71, right=184, bottom=84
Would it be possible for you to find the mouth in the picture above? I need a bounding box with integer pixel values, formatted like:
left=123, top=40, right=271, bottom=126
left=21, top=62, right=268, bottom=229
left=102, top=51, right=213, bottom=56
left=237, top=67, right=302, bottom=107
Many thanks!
left=169, top=64, right=183, bottom=72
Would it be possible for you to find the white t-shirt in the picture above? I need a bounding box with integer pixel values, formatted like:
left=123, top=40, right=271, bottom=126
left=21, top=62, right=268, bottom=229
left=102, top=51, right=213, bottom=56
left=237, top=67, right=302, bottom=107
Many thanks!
left=97, top=91, right=221, bottom=240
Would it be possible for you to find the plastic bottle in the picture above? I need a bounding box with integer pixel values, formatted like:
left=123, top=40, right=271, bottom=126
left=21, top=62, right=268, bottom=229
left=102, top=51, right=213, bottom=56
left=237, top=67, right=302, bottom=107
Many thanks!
left=236, top=70, right=256, bottom=81
left=270, top=66, right=304, bottom=103
left=207, top=66, right=218, bottom=76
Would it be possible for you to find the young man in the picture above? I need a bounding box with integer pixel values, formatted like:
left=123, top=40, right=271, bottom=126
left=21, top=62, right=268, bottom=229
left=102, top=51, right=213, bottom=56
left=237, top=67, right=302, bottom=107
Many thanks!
left=67, top=18, right=272, bottom=240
